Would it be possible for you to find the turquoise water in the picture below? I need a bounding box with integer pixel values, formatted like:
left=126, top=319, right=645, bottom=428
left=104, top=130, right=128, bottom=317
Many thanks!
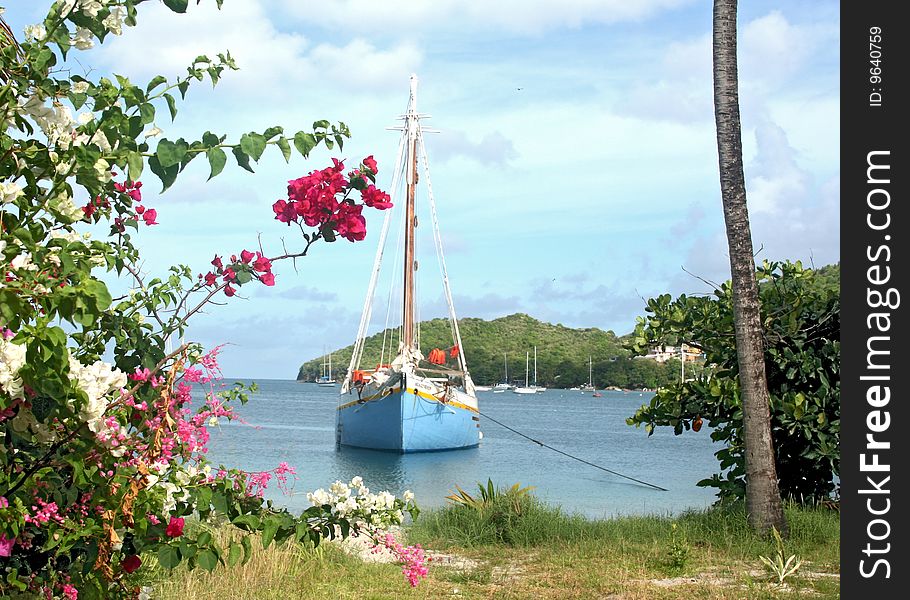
left=204, top=379, right=722, bottom=519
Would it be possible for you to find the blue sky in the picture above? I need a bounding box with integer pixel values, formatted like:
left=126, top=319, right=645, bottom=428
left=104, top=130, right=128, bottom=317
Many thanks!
left=5, top=1, right=840, bottom=379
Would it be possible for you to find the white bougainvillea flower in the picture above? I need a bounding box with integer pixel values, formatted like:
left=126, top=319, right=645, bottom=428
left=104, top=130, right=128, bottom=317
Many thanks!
left=0, top=181, right=24, bottom=204
left=24, top=24, right=47, bottom=41
left=73, top=27, right=95, bottom=50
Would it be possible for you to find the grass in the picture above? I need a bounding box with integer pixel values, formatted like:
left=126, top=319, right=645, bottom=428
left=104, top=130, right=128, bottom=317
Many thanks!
left=149, top=496, right=840, bottom=599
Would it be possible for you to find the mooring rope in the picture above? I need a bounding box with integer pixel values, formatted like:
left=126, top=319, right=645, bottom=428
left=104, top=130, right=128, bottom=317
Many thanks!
left=475, top=409, right=669, bottom=492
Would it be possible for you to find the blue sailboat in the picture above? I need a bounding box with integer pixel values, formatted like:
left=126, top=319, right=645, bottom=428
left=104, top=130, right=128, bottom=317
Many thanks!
left=336, top=75, right=481, bottom=453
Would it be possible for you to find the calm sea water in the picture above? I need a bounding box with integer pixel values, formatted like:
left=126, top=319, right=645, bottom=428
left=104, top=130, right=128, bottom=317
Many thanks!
left=203, top=379, right=722, bottom=519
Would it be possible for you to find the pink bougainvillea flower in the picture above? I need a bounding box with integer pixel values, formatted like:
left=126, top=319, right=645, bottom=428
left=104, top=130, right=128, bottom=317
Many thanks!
left=134, top=204, right=145, bottom=215
left=211, top=255, right=223, bottom=270
left=121, top=554, right=142, bottom=573
left=240, top=249, right=255, bottom=264
left=128, top=188, right=142, bottom=202
left=142, top=209, right=158, bottom=226
left=259, top=272, right=275, bottom=286
left=360, top=185, right=393, bottom=210
left=334, top=203, right=367, bottom=242
left=224, top=285, right=236, bottom=297
left=362, top=155, right=378, bottom=174
left=272, top=199, right=297, bottom=224
left=222, top=268, right=236, bottom=282
left=0, top=534, right=14, bottom=557
left=129, top=367, right=151, bottom=382
left=165, top=516, right=185, bottom=538
left=252, top=255, right=271, bottom=273
left=204, top=272, right=218, bottom=286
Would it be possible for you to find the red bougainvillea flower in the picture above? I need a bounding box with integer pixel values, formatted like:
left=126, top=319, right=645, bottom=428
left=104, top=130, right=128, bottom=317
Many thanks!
left=252, top=254, right=271, bottom=273
left=211, top=255, right=223, bottom=270
left=259, top=272, right=275, bottom=286
left=222, top=268, right=236, bottom=282
left=240, top=249, right=255, bottom=264
left=362, top=155, right=378, bottom=174
left=142, top=209, right=158, bottom=226
left=121, top=554, right=142, bottom=573
left=134, top=204, right=145, bottom=215
left=334, top=203, right=366, bottom=242
left=224, top=285, right=236, bottom=297
left=361, top=185, right=393, bottom=210
left=165, top=516, right=185, bottom=538
left=204, top=272, right=218, bottom=286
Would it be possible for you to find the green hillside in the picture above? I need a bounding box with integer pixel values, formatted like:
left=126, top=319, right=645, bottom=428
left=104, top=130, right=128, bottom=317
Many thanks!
left=297, top=313, right=683, bottom=389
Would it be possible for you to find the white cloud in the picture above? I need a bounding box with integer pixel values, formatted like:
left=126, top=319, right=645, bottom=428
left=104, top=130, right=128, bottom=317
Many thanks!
left=94, top=1, right=421, bottom=98
left=278, top=0, right=693, bottom=35
left=745, top=118, right=812, bottom=215
left=618, top=10, right=837, bottom=124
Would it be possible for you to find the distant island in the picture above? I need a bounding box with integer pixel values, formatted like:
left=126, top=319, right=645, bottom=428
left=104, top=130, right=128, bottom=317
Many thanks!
left=296, top=313, right=695, bottom=389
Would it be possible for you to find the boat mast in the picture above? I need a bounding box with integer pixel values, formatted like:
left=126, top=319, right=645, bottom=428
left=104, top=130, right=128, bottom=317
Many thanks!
left=525, top=352, right=530, bottom=387
left=401, top=75, right=419, bottom=350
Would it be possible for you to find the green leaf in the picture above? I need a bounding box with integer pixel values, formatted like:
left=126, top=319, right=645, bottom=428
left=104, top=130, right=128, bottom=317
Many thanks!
left=196, top=531, right=213, bottom=546
left=240, top=132, right=267, bottom=162
left=163, top=93, right=178, bottom=121
left=158, top=545, right=181, bottom=569
left=227, top=543, right=242, bottom=567
left=293, top=131, right=317, bottom=157
left=276, top=137, right=292, bottom=163
left=206, top=148, right=227, bottom=180
left=146, top=75, right=168, bottom=94
left=163, top=0, right=189, bottom=12
left=263, top=126, right=283, bottom=140
left=232, top=146, right=255, bottom=173
left=230, top=514, right=260, bottom=531
left=155, top=138, right=189, bottom=168
left=127, top=151, right=144, bottom=182
left=241, top=535, right=253, bottom=565
left=198, top=549, right=218, bottom=572
left=139, top=103, right=156, bottom=125
left=261, top=518, right=279, bottom=549
left=148, top=155, right=179, bottom=192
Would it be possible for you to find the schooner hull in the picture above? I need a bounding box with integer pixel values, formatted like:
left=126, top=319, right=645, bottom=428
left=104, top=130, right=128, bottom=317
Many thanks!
left=336, top=377, right=480, bottom=452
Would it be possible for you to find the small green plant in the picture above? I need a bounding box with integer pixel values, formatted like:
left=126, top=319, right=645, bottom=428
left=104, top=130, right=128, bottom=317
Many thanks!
left=445, top=479, right=534, bottom=514
left=759, top=526, right=803, bottom=584
left=665, top=522, right=690, bottom=572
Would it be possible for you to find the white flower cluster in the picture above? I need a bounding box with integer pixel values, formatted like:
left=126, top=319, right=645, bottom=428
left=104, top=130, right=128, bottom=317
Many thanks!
left=146, top=462, right=210, bottom=513
left=24, top=24, right=47, bottom=42
left=0, top=338, right=27, bottom=400
left=67, top=355, right=127, bottom=433
left=102, top=6, right=127, bottom=36
left=0, top=181, right=24, bottom=204
left=16, top=95, right=112, bottom=152
left=306, top=476, right=412, bottom=529
left=53, top=1, right=127, bottom=46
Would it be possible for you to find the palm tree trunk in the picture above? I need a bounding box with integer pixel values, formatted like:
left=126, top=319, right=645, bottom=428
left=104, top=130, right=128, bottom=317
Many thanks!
left=712, top=0, right=787, bottom=534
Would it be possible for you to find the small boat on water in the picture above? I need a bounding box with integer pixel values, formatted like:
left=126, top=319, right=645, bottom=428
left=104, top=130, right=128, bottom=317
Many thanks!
left=532, top=347, right=546, bottom=392
left=336, top=75, right=480, bottom=453
left=474, top=385, right=492, bottom=392
left=592, top=391, right=603, bottom=398
left=580, top=356, right=596, bottom=393
left=316, top=350, right=336, bottom=387
left=513, top=351, right=536, bottom=394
